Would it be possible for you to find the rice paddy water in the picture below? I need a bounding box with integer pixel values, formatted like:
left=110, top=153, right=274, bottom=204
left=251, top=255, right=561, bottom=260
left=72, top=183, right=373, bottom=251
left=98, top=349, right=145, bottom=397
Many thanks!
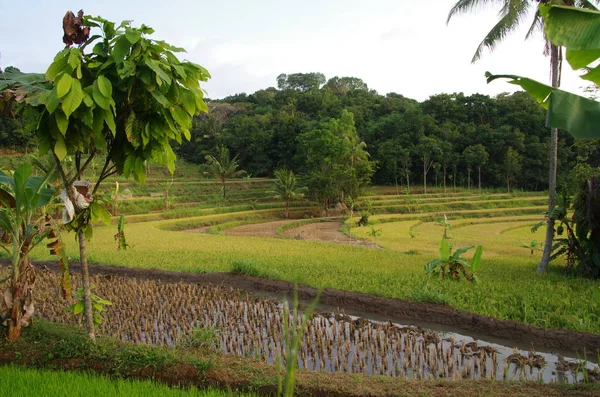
left=28, top=268, right=598, bottom=384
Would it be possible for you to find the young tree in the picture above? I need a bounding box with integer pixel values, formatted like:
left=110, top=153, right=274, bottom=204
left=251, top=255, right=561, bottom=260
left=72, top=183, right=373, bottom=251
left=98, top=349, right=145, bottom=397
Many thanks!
left=0, top=164, right=55, bottom=341
left=503, top=147, right=523, bottom=193
left=447, top=0, right=600, bottom=273
left=463, top=144, right=489, bottom=192
left=204, top=146, right=245, bottom=199
left=399, top=149, right=412, bottom=193
left=1, top=12, right=210, bottom=340
left=271, top=168, right=306, bottom=218
left=416, top=136, right=441, bottom=194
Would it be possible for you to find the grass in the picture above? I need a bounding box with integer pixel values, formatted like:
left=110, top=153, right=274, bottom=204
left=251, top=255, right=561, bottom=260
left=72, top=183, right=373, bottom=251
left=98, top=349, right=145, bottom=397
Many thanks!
left=0, top=365, right=255, bottom=397
left=21, top=209, right=600, bottom=334
left=2, top=321, right=599, bottom=397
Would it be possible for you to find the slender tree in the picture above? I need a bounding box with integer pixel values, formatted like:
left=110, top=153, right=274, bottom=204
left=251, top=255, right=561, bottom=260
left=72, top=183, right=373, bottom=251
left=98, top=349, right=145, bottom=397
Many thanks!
left=205, top=146, right=245, bottom=199
left=447, top=0, right=600, bottom=273
left=1, top=12, right=210, bottom=340
left=271, top=168, right=307, bottom=218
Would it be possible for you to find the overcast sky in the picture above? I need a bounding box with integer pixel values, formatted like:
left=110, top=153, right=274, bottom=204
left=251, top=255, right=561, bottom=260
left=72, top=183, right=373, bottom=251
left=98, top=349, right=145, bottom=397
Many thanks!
left=0, top=0, right=589, bottom=101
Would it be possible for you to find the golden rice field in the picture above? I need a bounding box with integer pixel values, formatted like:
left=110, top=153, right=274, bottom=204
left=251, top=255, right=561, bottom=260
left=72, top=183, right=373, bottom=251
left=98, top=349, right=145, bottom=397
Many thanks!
left=17, top=170, right=599, bottom=337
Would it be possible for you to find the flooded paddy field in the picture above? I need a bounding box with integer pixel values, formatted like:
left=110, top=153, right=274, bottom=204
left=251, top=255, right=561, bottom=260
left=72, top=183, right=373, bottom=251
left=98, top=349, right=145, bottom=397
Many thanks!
left=24, top=265, right=599, bottom=384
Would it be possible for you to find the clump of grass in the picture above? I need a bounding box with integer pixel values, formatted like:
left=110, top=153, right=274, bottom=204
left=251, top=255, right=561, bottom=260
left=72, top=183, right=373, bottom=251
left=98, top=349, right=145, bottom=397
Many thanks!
left=230, top=260, right=264, bottom=277
left=179, top=326, right=220, bottom=352
left=0, top=365, right=256, bottom=396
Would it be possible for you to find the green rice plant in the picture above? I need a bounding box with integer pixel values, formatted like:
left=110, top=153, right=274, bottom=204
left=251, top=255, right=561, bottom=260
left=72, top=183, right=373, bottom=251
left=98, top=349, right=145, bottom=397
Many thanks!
left=230, top=260, right=264, bottom=277
left=178, top=325, right=220, bottom=352
left=425, top=238, right=483, bottom=284
left=67, top=285, right=112, bottom=327
left=277, top=288, right=321, bottom=397
left=0, top=365, right=255, bottom=396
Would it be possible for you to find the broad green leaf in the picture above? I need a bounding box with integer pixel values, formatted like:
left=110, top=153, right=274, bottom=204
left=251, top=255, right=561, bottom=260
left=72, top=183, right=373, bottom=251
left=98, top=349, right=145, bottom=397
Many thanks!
left=56, top=73, right=73, bottom=98
left=565, top=48, right=600, bottom=69
left=93, top=42, right=108, bottom=57
left=581, top=64, right=600, bottom=86
left=45, top=88, right=59, bottom=114
left=181, top=90, right=196, bottom=115
left=55, top=111, right=69, bottom=135
left=90, top=202, right=111, bottom=225
left=96, top=75, right=113, bottom=98
left=125, top=111, right=136, bottom=142
left=54, top=136, right=67, bottom=160
left=145, top=59, right=171, bottom=85
left=68, top=49, right=81, bottom=70
left=73, top=301, right=85, bottom=315
left=93, top=81, right=111, bottom=110
left=439, top=238, right=450, bottom=262
left=62, top=79, right=83, bottom=117
left=151, top=91, right=171, bottom=108
left=486, top=73, right=552, bottom=108
left=543, top=5, right=600, bottom=51
left=471, top=245, right=483, bottom=271
left=487, top=73, right=600, bottom=139
left=171, top=105, right=192, bottom=130
left=46, top=54, right=69, bottom=80
left=112, top=35, right=131, bottom=64
left=547, top=89, right=600, bottom=139
left=104, top=108, right=116, bottom=136
left=125, top=27, right=141, bottom=44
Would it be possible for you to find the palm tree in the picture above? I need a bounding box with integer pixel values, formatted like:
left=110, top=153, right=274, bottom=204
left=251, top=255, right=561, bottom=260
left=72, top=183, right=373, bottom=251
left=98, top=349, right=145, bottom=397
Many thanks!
left=204, top=146, right=245, bottom=199
left=271, top=168, right=307, bottom=218
left=447, top=0, right=600, bottom=273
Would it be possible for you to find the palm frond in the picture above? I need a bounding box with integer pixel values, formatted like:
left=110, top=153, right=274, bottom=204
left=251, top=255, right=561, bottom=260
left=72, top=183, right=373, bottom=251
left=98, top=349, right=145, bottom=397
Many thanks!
left=471, top=0, right=532, bottom=62
left=576, top=0, right=600, bottom=11
left=447, top=0, right=504, bottom=24
left=525, top=6, right=543, bottom=40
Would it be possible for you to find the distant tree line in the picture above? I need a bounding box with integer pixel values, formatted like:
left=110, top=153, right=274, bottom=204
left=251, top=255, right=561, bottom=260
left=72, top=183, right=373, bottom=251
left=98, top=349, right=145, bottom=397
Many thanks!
left=3, top=72, right=599, bottom=194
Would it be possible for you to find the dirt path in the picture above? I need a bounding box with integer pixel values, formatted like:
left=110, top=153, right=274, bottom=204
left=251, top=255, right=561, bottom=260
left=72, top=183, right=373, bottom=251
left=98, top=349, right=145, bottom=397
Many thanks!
left=224, top=219, right=292, bottom=238
left=187, top=218, right=378, bottom=249
left=12, top=259, right=600, bottom=356
left=283, top=221, right=379, bottom=249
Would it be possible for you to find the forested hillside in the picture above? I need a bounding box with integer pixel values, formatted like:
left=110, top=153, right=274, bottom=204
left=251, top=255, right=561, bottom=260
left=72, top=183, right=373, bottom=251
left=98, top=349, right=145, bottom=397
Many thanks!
left=3, top=71, right=599, bottom=192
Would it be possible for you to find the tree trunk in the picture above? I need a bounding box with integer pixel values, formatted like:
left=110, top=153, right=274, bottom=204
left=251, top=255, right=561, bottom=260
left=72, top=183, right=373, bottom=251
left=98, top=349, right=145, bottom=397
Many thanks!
left=285, top=200, right=289, bottom=219
left=78, top=229, right=96, bottom=341
left=405, top=169, right=410, bottom=193
left=7, top=254, right=34, bottom=343
left=423, top=162, right=428, bottom=194
left=467, top=169, right=471, bottom=192
left=443, top=165, right=447, bottom=193
left=478, top=166, right=482, bottom=193
left=538, top=44, right=561, bottom=274
left=222, top=178, right=227, bottom=199
left=506, top=174, right=511, bottom=193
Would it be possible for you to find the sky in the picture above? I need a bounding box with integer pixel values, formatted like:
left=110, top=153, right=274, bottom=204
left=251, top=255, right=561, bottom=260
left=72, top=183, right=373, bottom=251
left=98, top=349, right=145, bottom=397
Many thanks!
left=0, top=0, right=590, bottom=101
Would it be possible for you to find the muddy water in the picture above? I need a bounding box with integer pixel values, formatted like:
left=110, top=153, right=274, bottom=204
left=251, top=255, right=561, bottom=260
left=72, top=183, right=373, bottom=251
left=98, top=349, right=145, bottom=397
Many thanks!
left=216, top=299, right=598, bottom=383
left=25, top=266, right=598, bottom=384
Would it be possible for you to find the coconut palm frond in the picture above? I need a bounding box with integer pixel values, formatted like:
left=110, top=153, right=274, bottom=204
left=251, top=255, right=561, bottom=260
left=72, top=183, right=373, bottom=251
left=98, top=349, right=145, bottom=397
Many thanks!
left=471, top=0, right=531, bottom=62
left=525, top=6, right=544, bottom=40
left=447, top=0, right=504, bottom=24
left=576, top=0, right=600, bottom=11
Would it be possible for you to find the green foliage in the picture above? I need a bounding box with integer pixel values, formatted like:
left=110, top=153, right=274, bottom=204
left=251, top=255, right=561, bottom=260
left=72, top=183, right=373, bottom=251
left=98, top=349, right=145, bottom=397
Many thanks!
left=425, top=237, right=483, bottom=284
left=114, top=215, right=129, bottom=251
left=487, top=5, right=600, bottom=140
left=277, top=288, right=321, bottom=397
left=271, top=168, right=306, bottom=218
left=367, top=226, right=382, bottom=238
left=178, top=326, right=220, bottom=352
left=67, top=286, right=112, bottom=326
left=0, top=365, right=254, bottom=397
left=204, top=146, right=245, bottom=199
left=230, top=260, right=264, bottom=277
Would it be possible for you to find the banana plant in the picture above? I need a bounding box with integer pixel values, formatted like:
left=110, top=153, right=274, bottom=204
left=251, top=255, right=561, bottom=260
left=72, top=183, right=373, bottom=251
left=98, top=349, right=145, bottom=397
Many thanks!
left=0, top=163, right=55, bottom=341
left=425, top=238, right=483, bottom=284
